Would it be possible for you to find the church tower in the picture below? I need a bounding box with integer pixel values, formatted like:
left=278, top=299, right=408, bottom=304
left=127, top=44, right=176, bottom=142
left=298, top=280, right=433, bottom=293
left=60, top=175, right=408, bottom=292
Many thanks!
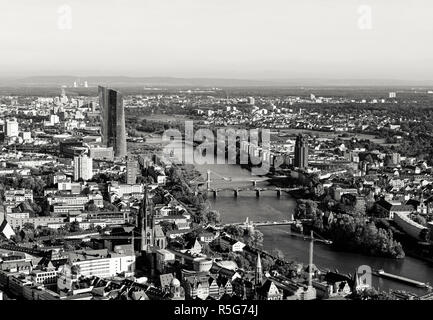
left=138, top=186, right=154, bottom=252
left=254, top=253, right=263, bottom=287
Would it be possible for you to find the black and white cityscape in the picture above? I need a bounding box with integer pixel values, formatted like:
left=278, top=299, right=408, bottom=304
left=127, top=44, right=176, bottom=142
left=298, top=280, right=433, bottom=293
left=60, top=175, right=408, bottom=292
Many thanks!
left=2, top=0, right=433, bottom=306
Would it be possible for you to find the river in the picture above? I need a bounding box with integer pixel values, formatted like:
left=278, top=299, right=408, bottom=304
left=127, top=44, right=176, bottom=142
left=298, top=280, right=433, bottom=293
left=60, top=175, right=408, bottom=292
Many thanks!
left=146, top=137, right=433, bottom=296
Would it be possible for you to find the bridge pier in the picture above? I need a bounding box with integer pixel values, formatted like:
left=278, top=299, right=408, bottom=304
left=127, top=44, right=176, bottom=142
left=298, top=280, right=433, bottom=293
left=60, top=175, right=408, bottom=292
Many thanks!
left=252, top=180, right=257, bottom=187
left=212, top=190, right=218, bottom=198
left=234, top=189, right=239, bottom=197
left=256, top=189, right=261, bottom=197
left=276, top=189, right=281, bottom=197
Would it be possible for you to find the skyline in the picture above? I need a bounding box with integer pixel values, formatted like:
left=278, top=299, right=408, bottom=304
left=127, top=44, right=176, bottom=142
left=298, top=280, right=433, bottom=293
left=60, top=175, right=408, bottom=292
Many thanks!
left=1, top=0, right=433, bottom=80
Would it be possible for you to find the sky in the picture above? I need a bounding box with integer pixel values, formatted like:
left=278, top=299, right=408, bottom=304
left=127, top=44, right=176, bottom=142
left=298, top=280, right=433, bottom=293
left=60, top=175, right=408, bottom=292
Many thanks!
left=1, top=0, right=433, bottom=80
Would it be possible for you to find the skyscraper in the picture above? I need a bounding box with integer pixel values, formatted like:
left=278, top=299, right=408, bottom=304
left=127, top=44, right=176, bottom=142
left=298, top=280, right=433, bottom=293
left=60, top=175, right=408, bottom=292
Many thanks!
left=294, top=134, right=308, bottom=169
left=126, top=156, right=139, bottom=185
left=98, top=86, right=127, bottom=158
left=73, top=154, right=93, bottom=181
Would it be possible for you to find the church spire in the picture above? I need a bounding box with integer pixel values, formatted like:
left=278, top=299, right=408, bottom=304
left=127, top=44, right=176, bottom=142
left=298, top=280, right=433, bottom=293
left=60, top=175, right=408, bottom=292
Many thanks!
left=255, top=253, right=263, bottom=287
left=139, top=184, right=154, bottom=252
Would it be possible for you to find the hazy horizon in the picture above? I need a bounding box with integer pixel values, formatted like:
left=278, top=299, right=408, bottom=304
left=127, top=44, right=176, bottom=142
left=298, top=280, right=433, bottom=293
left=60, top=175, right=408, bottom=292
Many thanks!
left=2, top=0, right=433, bottom=80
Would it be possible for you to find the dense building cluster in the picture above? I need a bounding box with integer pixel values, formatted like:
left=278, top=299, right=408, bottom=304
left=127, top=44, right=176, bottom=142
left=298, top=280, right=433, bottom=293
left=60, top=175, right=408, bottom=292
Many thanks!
left=1, top=87, right=433, bottom=301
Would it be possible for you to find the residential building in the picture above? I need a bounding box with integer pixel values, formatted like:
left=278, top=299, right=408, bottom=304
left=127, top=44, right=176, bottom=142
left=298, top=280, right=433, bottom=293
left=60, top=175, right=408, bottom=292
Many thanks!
left=74, top=154, right=93, bottom=181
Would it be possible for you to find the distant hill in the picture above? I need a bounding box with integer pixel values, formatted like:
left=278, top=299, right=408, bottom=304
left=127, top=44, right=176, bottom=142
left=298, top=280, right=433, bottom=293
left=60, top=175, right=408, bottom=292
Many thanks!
left=6, top=76, right=275, bottom=87
left=0, top=75, right=432, bottom=88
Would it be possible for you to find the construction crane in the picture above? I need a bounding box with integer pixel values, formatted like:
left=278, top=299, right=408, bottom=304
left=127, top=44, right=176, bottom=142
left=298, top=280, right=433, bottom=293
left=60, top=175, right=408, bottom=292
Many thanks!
left=306, top=230, right=330, bottom=296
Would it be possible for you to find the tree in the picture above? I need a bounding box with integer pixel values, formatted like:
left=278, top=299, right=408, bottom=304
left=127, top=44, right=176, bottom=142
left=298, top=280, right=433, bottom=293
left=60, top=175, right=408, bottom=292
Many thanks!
left=29, top=201, right=42, bottom=215
left=312, top=212, right=324, bottom=232
left=183, top=228, right=202, bottom=245
left=22, top=222, right=35, bottom=231
left=103, top=201, right=118, bottom=212
left=327, top=214, right=405, bottom=259
left=70, top=221, right=81, bottom=232
left=271, top=249, right=285, bottom=260
left=420, top=228, right=430, bottom=242
left=205, top=210, right=221, bottom=225
left=86, top=201, right=99, bottom=212
left=159, top=221, right=175, bottom=234
left=245, top=229, right=264, bottom=247
left=234, top=254, right=251, bottom=270
left=223, top=225, right=245, bottom=239
left=295, top=199, right=318, bottom=219
left=364, top=154, right=374, bottom=164
left=261, top=255, right=275, bottom=271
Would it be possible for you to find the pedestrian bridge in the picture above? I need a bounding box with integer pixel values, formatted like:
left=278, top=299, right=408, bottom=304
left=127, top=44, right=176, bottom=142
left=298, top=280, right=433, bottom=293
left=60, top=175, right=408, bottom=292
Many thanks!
left=223, top=217, right=295, bottom=228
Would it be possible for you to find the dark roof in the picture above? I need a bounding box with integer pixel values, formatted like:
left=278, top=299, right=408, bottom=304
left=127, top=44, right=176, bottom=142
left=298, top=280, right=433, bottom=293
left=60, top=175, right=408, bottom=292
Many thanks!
left=406, top=199, right=421, bottom=207
left=376, top=199, right=414, bottom=212
left=257, top=279, right=279, bottom=295
left=324, top=272, right=352, bottom=284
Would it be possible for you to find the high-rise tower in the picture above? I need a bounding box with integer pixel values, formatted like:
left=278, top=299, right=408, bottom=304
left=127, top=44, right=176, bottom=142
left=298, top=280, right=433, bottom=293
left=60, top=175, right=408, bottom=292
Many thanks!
left=126, top=156, right=139, bottom=185
left=294, top=134, right=308, bottom=169
left=98, top=86, right=127, bottom=158
left=73, top=154, right=93, bottom=181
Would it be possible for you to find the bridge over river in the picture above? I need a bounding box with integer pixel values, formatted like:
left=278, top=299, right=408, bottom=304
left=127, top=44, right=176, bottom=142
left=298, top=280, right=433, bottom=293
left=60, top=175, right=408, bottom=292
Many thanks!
left=221, top=218, right=333, bottom=245
left=192, top=169, right=302, bottom=197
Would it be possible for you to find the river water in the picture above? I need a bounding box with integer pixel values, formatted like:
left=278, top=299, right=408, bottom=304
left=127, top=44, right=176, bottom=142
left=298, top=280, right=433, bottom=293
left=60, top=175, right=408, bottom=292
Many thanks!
left=148, top=137, right=433, bottom=296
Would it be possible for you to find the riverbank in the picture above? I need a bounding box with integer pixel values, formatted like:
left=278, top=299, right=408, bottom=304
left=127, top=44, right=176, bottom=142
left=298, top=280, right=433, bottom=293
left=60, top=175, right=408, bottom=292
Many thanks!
left=151, top=138, right=433, bottom=295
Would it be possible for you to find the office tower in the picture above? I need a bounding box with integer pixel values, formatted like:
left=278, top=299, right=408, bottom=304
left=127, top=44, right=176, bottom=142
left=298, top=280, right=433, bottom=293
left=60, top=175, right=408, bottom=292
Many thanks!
left=73, top=154, right=93, bottom=181
left=5, top=118, right=19, bottom=137
left=389, top=92, right=396, bottom=98
left=248, top=97, right=255, bottom=105
left=98, top=86, right=127, bottom=158
left=126, top=156, right=139, bottom=184
left=294, top=134, right=308, bottom=169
